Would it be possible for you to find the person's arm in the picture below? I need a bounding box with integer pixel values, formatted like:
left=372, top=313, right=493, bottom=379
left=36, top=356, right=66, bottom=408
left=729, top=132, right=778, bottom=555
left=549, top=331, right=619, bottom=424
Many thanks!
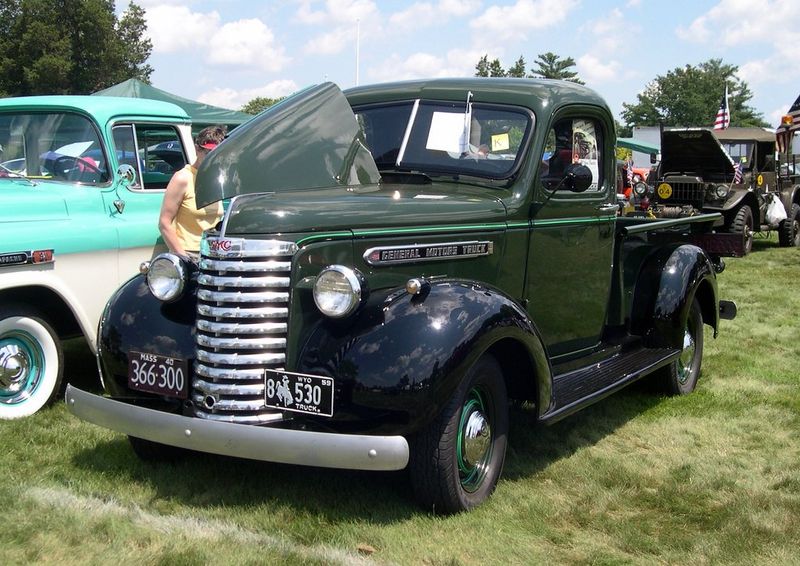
left=158, top=169, right=190, bottom=256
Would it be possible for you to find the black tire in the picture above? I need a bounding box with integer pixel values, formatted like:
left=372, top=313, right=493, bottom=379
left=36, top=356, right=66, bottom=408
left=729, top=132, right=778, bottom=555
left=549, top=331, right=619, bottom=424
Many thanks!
left=730, top=205, right=754, bottom=255
left=778, top=203, right=800, bottom=247
left=409, top=354, right=508, bottom=514
left=0, top=305, right=64, bottom=419
left=128, top=436, right=188, bottom=462
left=657, top=299, right=704, bottom=396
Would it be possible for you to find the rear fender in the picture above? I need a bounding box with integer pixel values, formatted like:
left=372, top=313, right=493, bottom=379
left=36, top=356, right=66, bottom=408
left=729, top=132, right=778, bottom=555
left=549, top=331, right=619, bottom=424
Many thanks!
left=297, top=280, right=551, bottom=433
left=630, top=244, right=719, bottom=347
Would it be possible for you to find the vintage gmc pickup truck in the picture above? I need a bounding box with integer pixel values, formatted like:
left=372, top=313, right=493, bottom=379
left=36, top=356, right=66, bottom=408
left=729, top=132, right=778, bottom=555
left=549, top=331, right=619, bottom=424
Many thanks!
left=0, top=96, right=194, bottom=418
left=67, top=79, right=737, bottom=513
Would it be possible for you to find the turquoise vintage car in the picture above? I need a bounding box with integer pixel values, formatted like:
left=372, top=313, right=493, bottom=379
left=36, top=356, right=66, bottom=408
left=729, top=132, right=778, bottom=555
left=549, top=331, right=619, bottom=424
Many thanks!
left=0, top=96, right=194, bottom=418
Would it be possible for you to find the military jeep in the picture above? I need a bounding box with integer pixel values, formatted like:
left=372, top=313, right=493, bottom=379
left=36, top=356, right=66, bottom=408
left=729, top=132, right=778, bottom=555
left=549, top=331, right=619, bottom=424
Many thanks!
left=634, top=127, right=800, bottom=254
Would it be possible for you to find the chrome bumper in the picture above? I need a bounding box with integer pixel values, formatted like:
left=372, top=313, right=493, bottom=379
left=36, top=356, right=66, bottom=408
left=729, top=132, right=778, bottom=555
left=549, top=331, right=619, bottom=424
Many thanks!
left=65, top=385, right=409, bottom=471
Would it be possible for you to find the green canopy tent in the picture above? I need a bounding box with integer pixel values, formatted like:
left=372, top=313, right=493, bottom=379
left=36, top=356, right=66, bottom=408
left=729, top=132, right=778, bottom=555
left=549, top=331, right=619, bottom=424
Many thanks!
left=92, top=78, right=252, bottom=134
left=617, top=137, right=660, bottom=156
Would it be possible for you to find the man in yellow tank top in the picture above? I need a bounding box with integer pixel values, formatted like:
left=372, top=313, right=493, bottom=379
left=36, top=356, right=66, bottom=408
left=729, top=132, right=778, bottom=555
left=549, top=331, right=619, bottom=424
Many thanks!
left=158, top=126, right=226, bottom=259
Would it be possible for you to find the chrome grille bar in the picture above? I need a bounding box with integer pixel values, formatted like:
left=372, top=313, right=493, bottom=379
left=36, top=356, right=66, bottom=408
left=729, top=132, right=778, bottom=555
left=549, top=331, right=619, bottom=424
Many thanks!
left=193, top=234, right=295, bottom=424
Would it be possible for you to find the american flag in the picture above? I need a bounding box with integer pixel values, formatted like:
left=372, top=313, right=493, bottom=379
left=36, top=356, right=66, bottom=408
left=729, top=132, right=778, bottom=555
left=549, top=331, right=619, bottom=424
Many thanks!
left=627, top=159, right=634, bottom=185
left=733, top=162, right=743, bottom=184
left=714, top=86, right=730, bottom=130
left=776, top=92, right=800, bottom=154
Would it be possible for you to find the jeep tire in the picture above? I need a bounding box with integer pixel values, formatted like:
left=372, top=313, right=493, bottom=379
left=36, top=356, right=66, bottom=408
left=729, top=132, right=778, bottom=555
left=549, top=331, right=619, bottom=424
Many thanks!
left=778, top=203, right=800, bottom=247
left=731, top=205, right=754, bottom=255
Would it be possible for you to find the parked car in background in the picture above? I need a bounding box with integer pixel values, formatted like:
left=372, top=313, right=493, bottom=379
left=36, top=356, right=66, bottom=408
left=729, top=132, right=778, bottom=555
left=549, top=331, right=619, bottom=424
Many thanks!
left=631, top=127, right=800, bottom=254
left=0, top=96, right=194, bottom=418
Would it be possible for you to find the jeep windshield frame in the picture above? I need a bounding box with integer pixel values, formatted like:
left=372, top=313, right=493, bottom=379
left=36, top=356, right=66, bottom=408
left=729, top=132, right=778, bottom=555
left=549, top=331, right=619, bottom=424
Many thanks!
left=353, top=100, right=533, bottom=182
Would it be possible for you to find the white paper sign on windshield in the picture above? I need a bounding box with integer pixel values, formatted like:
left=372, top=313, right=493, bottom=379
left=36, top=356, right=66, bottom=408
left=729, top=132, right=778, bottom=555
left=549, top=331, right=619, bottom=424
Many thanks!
left=426, top=112, right=467, bottom=153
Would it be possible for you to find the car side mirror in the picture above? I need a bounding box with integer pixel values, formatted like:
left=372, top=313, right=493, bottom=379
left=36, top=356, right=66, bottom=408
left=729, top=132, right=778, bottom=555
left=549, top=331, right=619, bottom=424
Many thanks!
left=562, top=163, right=593, bottom=193
left=116, top=163, right=137, bottom=188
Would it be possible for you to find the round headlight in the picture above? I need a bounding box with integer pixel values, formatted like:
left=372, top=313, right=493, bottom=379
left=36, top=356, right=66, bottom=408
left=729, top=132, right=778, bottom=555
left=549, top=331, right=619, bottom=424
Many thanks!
left=146, top=253, right=187, bottom=302
left=313, top=266, right=363, bottom=318
left=633, top=181, right=648, bottom=196
left=715, top=184, right=729, bottom=199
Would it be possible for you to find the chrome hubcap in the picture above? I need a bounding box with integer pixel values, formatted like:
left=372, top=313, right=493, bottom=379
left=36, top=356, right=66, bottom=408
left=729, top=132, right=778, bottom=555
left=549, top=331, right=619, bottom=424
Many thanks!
left=458, top=390, right=493, bottom=492
left=0, top=344, right=29, bottom=392
left=676, top=325, right=696, bottom=384
left=462, top=411, right=491, bottom=467
left=0, top=333, right=42, bottom=404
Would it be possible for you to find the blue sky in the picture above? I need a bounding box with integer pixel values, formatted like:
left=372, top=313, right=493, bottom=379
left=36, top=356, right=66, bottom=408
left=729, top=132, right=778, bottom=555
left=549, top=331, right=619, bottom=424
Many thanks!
left=122, top=0, right=800, bottom=127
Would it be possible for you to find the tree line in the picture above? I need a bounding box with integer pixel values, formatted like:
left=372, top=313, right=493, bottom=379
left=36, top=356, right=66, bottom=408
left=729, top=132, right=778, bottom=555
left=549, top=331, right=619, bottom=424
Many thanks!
left=0, top=1, right=770, bottom=130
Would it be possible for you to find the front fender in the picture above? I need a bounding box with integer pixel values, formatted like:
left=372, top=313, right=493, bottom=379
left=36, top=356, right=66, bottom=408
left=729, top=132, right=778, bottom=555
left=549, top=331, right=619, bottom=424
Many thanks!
left=631, top=244, right=718, bottom=348
left=98, top=273, right=197, bottom=398
left=297, top=280, right=549, bottom=435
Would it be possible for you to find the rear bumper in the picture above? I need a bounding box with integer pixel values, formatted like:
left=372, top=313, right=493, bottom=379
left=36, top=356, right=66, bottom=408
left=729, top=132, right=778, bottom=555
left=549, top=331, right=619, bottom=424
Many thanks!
left=65, top=385, right=409, bottom=471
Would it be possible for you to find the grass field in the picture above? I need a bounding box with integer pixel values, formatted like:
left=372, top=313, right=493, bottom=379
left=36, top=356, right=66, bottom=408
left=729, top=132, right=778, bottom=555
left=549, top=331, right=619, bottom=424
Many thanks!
left=1, top=235, right=798, bottom=565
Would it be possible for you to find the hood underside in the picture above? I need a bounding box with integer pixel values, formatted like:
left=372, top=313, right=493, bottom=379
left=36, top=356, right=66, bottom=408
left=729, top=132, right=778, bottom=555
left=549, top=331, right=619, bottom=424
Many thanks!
left=661, top=128, right=735, bottom=179
left=195, top=82, right=380, bottom=208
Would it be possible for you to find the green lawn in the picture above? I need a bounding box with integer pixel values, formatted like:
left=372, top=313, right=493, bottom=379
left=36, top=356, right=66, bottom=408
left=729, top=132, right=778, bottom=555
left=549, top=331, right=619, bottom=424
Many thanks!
left=2, top=234, right=798, bottom=565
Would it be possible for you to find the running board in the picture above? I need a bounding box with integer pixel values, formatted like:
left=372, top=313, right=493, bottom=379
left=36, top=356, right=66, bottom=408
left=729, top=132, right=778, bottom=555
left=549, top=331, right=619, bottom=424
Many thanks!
left=542, top=347, right=680, bottom=424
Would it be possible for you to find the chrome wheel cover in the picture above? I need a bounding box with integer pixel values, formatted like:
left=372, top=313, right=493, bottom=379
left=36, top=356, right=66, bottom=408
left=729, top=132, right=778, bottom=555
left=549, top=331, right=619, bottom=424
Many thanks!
left=457, top=389, right=493, bottom=493
left=0, top=331, right=43, bottom=405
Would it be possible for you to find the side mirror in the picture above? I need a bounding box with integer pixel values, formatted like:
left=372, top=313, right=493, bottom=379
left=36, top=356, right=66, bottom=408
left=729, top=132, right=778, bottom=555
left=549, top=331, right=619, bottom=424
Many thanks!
left=562, top=163, right=593, bottom=193
left=116, top=163, right=137, bottom=187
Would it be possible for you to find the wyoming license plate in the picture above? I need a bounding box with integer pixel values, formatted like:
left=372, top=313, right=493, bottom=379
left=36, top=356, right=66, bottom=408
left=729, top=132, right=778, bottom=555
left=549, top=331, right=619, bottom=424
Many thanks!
left=264, top=369, right=334, bottom=417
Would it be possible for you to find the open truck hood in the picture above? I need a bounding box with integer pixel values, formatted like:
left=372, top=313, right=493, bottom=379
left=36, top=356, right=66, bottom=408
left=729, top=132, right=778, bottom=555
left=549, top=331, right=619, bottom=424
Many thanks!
left=195, top=82, right=380, bottom=208
left=661, top=128, right=735, bottom=179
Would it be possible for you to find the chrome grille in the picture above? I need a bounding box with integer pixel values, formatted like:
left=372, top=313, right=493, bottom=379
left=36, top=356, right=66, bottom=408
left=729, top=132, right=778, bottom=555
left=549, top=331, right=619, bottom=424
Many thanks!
left=193, top=235, right=297, bottom=424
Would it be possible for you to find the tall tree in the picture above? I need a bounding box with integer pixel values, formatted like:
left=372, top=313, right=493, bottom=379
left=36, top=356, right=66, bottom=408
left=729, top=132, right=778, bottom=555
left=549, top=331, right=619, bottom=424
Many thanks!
left=474, top=54, right=506, bottom=78
left=530, top=52, right=584, bottom=84
left=241, top=96, right=283, bottom=115
left=0, top=0, right=152, bottom=96
left=621, top=59, right=766, bottom=129
left=507, top=56, right=527, bottom=78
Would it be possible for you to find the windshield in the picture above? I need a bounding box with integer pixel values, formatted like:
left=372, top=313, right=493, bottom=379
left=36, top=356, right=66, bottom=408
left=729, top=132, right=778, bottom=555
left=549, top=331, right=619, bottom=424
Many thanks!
left=354, top=101, right=532, bottom=179
left=0, top=111, right=109, bottom=183
left=720, top=141, right=753, bottom=169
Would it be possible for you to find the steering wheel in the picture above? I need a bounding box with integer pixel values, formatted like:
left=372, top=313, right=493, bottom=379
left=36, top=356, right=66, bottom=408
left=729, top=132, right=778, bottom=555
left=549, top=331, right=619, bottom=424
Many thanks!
left=53, top=155, right=104, bottom=182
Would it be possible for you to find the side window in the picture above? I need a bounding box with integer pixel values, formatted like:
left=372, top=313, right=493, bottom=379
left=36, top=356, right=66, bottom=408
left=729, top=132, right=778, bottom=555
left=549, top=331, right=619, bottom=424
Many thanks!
left=112, top=124, right=187, bottom=190
left=112, top=124, right=142, bottom=187
left=541, top=117, right=603, bottom=192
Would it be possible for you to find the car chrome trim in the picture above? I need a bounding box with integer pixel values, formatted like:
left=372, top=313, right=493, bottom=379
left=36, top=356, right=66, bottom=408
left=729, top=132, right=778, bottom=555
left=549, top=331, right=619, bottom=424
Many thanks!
left=65, top=385, right=409, bottom=471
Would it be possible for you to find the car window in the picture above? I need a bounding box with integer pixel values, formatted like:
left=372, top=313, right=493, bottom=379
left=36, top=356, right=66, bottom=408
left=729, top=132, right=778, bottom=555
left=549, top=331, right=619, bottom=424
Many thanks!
left=0, top=111, right=109, bottom=184
left=541, top=117, right=603, bottom=192
left=355, top=101, right=531, bottom=180
left=112, top=124, right=187, bottom=190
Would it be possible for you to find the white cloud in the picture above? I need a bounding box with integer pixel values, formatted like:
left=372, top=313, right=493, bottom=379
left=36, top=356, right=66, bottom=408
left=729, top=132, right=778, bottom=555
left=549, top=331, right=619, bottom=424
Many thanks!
left=577, top=54, right=622, bottom=84
left=676, top=0, right=800, bottom=46
left=470, top=0, right=580, bottom=41
left=208, top=19, right=290, bottom=72
left=197, top=79, right=299, bottom=110
left=144, top=5, right=221, bottom=53
left=304, top=27, right=354, bottom=55
left=367, top=48, right=482, bottom=82
left=298, top=0, right=380, bottom=56
left=390, top=0, right=481, bottom=30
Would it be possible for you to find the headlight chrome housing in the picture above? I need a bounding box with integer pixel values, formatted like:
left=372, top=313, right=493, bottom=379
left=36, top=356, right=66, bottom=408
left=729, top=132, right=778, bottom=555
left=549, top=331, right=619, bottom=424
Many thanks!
left=313, top=265, right=364, bottom=318
left=715, top=184, right=729, bottom=199
left=633, top=181, right=649, bottom=196
left=146, top=253, right=188, bottom=303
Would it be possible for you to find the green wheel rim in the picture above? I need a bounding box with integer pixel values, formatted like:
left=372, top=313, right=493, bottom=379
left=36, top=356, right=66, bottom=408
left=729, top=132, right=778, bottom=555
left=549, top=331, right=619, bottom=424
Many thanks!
left=457, top=388, right=493, bottom=493
left=0, top=330, right=45, bottom=405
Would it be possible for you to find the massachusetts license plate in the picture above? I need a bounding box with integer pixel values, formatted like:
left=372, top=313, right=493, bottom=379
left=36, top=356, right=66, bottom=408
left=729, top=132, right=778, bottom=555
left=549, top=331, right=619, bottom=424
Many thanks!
left=265, top=369, right=334, bottom=417
left=128, top=351, right=189, bottom=399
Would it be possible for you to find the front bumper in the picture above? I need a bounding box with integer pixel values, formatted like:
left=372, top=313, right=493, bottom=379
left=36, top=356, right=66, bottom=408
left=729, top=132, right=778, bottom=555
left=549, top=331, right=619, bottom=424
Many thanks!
left=65, top=385, right=409, bottom=471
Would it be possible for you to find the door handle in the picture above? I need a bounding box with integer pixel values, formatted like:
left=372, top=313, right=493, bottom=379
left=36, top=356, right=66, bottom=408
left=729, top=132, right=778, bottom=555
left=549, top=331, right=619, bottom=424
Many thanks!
left=595, top=203, right=618, bottom=213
